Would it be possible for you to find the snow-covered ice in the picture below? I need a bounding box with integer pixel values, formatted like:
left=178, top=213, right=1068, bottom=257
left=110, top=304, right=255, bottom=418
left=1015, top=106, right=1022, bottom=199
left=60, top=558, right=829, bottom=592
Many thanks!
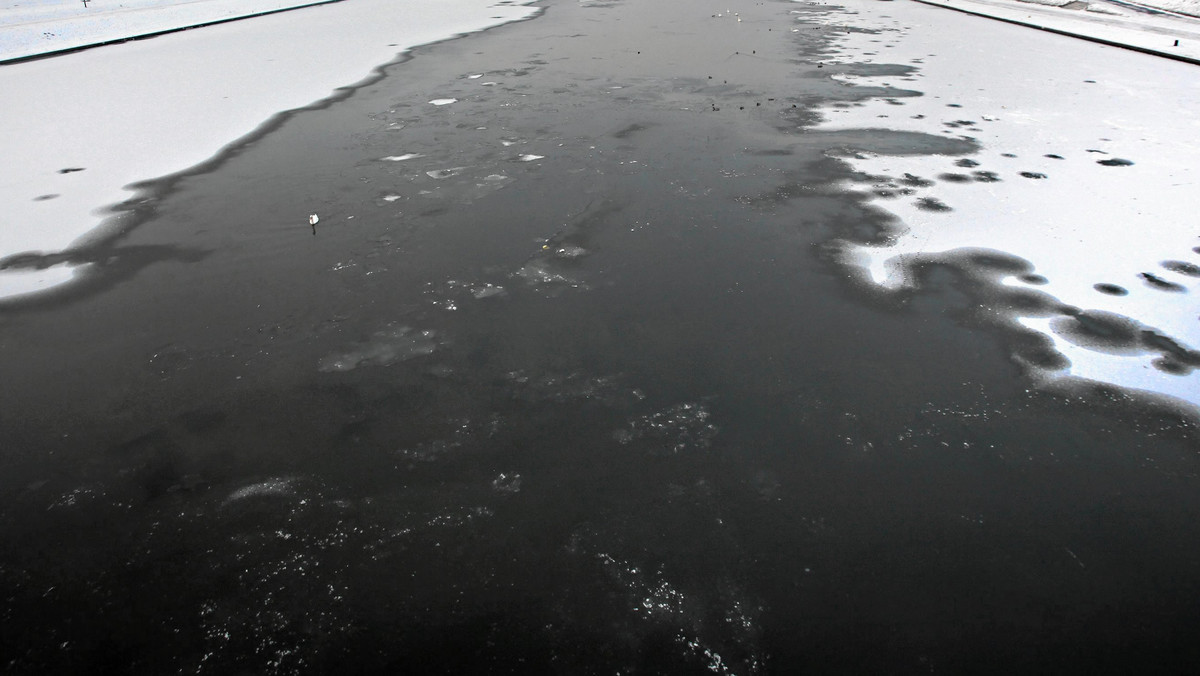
left=0, top=0, right=537, bottom=299
left=815, top=0, right=1200, bottom=409
left=915, top=0, right=1200, bottom=61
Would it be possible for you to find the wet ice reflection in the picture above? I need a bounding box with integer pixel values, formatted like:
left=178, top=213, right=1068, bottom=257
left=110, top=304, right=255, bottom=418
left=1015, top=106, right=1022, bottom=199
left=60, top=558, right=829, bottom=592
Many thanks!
left=317, top=326, right=438, bottom=372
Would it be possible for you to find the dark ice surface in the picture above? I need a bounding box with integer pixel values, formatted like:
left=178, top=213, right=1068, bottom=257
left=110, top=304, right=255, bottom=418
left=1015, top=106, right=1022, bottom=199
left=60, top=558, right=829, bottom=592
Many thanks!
left=2, top=0, right=1199, bottom=673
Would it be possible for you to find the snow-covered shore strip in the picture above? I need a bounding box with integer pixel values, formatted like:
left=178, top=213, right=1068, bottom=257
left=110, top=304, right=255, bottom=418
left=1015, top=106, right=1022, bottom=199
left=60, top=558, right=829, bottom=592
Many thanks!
left=1015, top=0, right=1200, bottom=18
left=0, top=0, right=538, bottom=298
left=0, top=0, right=339, bottom=63
left=813, top=0, right=1200, bottom=409
left=913, top=0, right=1200, bottom=62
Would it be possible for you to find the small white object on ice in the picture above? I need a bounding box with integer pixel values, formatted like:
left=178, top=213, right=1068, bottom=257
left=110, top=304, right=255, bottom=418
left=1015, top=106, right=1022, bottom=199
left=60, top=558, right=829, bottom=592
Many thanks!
left=382, top=195, right=402, bottom=202
left=427, top=167, right=467, bottom=179
left=429, top=98, right=458, bottom=105
left=381, top=153, right=423, bottom=161
left=308, top=214, right=319, bottom=225
left=517, top=154, right=545, bottom=162
left=468, top=74, right=484, bottom=79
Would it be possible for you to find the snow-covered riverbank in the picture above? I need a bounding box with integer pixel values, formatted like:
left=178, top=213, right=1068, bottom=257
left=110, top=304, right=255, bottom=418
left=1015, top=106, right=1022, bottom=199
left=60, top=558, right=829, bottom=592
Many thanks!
left=0, top=0, right=343, bottom=62
left=0, top=0, right=538, bottom=298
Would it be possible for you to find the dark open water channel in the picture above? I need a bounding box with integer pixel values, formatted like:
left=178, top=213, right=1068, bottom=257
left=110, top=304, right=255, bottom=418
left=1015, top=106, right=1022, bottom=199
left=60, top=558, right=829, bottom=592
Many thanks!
left=2, top=0, right=1199, bottom=672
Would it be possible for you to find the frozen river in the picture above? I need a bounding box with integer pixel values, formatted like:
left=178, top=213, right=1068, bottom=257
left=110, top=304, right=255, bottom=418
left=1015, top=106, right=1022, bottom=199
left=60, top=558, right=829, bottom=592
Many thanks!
left=1, top=0, right=1199, bottom=671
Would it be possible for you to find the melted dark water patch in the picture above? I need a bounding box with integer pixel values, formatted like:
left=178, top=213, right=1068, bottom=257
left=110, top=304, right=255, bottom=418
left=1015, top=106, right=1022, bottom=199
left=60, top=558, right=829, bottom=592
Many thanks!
left=1141, top=272, right=1187, bottom=292
left=1094, top=283, right=1129, bottom=296
left=818, top=129, right=975, bottom=157
left=899, top=172, right=934, bottom=187
left=1049, top=310, right=1200, bottom=370
left=915, top=196, right=952, bottom=211
left=937, top=172, right=972, bottom=183
left=1050, top=310, right=1144, bottom=354
left=1162, top=260, right=1200, bottom=277
left=1098, top=157, right=1134, bottom=166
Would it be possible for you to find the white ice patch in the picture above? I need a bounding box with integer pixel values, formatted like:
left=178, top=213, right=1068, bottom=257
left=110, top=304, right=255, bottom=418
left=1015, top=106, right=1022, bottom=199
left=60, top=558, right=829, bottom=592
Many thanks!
left=429, top=98, right=458, bottom=106
left=516, top=154, right=545, bottom=162
left=381, top=153, right=424, bottom=162
left=812, top=0, right=1200, bottom=410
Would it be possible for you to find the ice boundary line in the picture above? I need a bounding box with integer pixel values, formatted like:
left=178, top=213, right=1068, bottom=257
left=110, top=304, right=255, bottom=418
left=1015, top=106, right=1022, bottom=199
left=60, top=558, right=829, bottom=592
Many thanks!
left=0, top=0, right=343, bottom=66
left=910, top=0, right=1200, bottom=65
left=0, top=3, right=547, bottom=312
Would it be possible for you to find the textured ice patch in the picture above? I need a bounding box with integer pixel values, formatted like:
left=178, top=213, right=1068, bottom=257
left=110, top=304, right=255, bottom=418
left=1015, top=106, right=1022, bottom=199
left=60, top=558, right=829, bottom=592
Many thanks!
left=222, top=477, right=296, bottom=506
left=426, top=167, right=468, bottom=179
left=614, top=403, right=719, bottom=454
left=318, top=326, right=438, bottom=372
